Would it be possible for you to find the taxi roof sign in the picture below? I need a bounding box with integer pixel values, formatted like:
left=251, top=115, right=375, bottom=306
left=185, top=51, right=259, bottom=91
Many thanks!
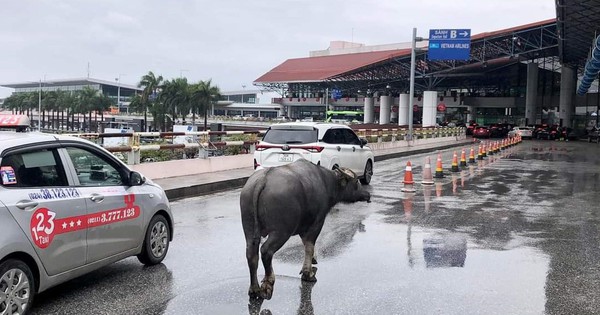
left=0, top=115, right=31, bottom=131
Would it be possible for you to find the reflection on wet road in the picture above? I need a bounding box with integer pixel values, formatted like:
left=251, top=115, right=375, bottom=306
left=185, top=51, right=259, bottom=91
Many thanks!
left=30, top=140, right=600, bottom=315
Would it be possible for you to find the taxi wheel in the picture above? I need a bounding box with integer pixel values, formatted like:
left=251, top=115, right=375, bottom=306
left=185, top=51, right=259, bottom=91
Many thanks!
left=0, top=259, right=35, bottom=315
left=138, top=215, right=170, bottom=265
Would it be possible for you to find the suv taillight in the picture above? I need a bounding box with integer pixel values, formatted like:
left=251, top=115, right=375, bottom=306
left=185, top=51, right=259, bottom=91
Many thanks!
left=304, top=146, right=324, bottom=153
left=255, top=144, right=277, bottom=151
left=255, top=144, right=323, bottom=153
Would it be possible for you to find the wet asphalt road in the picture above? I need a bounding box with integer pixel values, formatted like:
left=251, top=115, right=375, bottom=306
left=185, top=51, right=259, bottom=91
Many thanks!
left=30, top=139, right=600, bottom=315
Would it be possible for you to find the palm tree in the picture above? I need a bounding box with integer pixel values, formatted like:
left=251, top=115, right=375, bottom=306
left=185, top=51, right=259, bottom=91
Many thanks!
left=57, top=91, right=77, bottom=131
left=44, top=91, right=59, bottom=129
left=159, top=78, right=190, bottom=129
left=93, top=94, right=112, bottom=129
left=78, top=86, right=98, bottom=132
left=192, top=79, right=221, bottom=131
left=128, top=93, right=143, bottom=114
left=139, top=71, right=163, bottom=132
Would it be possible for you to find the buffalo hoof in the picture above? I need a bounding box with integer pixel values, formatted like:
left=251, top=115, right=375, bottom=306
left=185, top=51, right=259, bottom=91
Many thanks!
left=248, top=285, right=262, bottom=299
left=260, top=279, right=275, bottom=300
left=312, top=257, right=318, bottom=265
left=301, top=266, right=318, bottom=282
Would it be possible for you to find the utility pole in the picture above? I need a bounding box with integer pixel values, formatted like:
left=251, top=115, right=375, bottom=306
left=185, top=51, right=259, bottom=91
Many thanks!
left=407, top=28, right=424, bottom=142
left=38, top=79, right=42, bottom=131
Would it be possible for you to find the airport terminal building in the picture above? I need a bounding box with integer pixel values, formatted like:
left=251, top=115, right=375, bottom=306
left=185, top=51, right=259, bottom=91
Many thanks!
left=0, top=78, right=142, bottom=114
left=253, top=10, right=600, bottom=129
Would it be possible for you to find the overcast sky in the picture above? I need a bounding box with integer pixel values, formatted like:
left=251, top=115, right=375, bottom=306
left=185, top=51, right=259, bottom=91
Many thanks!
left=0, top=0, right=556, bottom=98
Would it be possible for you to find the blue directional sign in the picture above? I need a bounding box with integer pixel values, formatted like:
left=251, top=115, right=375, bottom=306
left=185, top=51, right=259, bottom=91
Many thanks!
left=331, top=89, right=342, bottom=100
left=428, top=29, right=471, bottom=61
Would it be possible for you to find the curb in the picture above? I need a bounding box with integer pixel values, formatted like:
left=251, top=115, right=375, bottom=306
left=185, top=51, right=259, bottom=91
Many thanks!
left=164, top=139, right=473, bottom=200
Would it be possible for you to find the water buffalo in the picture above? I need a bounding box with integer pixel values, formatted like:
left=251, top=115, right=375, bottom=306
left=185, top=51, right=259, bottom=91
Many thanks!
left=240, top=159, right=371, bottom=300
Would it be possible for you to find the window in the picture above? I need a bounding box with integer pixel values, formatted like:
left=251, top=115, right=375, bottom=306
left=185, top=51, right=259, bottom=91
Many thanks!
left=322, top=128, right=346, bottom=144
left=341, top=129, right=362, bottom=145
left=262, top=129, right=318, bottom=144
left=66, top=147, right=125, bottom=186
left=1, top=149, right=68, bottom=187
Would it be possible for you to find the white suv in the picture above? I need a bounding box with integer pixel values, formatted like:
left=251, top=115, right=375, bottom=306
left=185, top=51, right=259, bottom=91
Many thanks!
left=253, top=122, right=374, bottom=184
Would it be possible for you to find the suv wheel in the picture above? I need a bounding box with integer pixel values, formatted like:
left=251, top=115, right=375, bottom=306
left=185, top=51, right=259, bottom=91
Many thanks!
left=137, top=214, right=170, bottom=265
left=0, top=259, right=35, bottom=315
left=360, top=160, right=373, bottom=185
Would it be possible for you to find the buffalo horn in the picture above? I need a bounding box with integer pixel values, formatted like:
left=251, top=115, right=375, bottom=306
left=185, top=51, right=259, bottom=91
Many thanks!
left=338, top=167, right=357, bottom=179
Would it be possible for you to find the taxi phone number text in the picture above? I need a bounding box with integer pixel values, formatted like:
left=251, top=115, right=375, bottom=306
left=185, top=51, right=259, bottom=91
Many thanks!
left=29, top=188, right=80, bottom=200
left=88, top=208, right=137, bottom=225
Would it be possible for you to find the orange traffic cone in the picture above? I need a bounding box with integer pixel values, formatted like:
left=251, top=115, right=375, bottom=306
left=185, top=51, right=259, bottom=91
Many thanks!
left=468, top=147, right=476, bottom=163
left=482, top=143, right=487, bottom=158
left=477, top=145, right=483, bottom=160
left=487, top=142, right=494, bottom=156
left=421, top=156, right=434, bottom=185
left=401, top=161, right=416, bottom=192
left=460, top=148, right=467, bottom=167
left=435, top=153, right=445, bottom=178
left=451, top=151, right=460, bottom=172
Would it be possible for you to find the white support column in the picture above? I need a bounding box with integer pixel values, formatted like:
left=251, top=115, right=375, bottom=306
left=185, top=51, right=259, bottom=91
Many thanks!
left=559, top=65, right=576, bottom=127
left=390, top=98, right=398, bottom=123
left=364, top=96, right=374, bottom=123
left=422, top=91, right=437, bottom=127
left=379, top=95, right=391, bottom=124
left=525, top=62, right=539, bottom=125
left=466, top=105, right=473, bottom=123
left=398, top=93, right=409, bottom=126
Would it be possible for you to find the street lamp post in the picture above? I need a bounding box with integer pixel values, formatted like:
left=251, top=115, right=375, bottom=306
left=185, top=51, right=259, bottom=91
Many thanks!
left=116, top=74, right=126, bottom=114
left=407, top=28, right=424, bottom=143
left=38, top=79, right=42, bottom=131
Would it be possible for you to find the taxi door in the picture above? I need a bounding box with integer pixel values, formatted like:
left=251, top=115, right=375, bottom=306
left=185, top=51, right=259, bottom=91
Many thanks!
left=62, top=146, right=144, bottom=263
left=0, top=147, right=87, bottom=276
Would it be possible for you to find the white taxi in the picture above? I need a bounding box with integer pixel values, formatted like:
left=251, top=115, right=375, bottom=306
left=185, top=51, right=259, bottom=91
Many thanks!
left=0, top=115, right=173, bottom=314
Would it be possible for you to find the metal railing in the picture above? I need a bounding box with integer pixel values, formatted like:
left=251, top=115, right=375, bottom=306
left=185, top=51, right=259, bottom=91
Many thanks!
left=64, top=127, right=465, bottom=165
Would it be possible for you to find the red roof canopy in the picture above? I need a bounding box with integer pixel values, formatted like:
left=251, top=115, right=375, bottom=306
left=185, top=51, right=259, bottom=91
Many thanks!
left=254, top=49, right=410, bottom=83
left=254, top=18, right=557, bottom=84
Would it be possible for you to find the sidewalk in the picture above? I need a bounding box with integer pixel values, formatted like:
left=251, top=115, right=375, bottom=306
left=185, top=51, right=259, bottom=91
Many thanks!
left=150, top=137, right=474, bottom=200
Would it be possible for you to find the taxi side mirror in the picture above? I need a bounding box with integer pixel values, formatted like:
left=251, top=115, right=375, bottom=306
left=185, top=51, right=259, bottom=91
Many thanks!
left=129, top=171, right=145, bottom=186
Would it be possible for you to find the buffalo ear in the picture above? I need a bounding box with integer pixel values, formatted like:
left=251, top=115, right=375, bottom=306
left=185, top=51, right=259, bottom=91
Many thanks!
left=332, top=164, right=340, bottom=171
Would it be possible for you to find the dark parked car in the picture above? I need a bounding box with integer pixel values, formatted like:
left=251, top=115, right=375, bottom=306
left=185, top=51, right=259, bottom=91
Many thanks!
left=537, top=125, right=569, bottom=140
left=488, top=124, right=509, bottom=138
left=466, top=122, right=479, bottom=135
left=532, top=124, right=549, bottom=139
left=472, top=126, right=491, bottom=138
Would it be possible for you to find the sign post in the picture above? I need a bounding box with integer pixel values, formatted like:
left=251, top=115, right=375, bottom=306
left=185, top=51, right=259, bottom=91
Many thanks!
left=428, top=29, right=471, bottom=61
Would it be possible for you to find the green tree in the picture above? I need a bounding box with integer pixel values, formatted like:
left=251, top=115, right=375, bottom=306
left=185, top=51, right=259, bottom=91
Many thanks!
left=139, top=71, right=163, bottom=132
left=78, top=86, right=98, bottom=132
left=57, top=91, right=77, bottom=131
left=191, top=79, right=221, bottom=131
left=93, top=93, right=112, bottom=128
left=128, top=93, right=143, bottom=114
left=159, top=77, right=190, bottom=129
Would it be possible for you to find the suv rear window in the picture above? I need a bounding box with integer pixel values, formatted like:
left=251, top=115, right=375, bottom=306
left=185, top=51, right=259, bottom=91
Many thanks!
left=262, top=129, right=318, bottom=144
